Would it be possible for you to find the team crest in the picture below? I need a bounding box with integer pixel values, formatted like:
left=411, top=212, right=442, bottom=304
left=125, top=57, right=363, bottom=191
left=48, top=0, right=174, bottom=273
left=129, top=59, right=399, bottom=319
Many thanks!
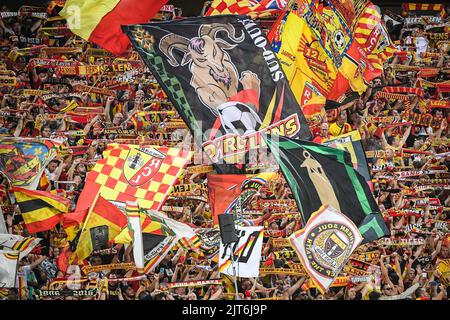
left=124, top=148, right=166, bottom=187
left=305, top=221, right=356, bottom=278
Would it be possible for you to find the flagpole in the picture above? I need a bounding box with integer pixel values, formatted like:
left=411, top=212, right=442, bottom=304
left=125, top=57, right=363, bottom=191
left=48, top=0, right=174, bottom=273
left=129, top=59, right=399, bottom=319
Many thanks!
left=229, top=244, right=240, bottom=300
left=78, top=191, right=101, bottom=236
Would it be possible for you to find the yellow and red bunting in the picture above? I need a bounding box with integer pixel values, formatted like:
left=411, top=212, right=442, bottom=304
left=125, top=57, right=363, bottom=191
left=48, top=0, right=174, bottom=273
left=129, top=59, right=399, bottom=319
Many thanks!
left=60, top=0, right=168, bottom=55
left=401, top=3, right=445, bottom=12
left=11, top=187, right=71, bottom=234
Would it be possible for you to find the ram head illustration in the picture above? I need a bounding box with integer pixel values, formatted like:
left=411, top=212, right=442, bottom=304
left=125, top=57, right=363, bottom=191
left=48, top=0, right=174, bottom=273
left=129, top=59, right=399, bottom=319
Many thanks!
left=159, top=23, right=260, bottom=116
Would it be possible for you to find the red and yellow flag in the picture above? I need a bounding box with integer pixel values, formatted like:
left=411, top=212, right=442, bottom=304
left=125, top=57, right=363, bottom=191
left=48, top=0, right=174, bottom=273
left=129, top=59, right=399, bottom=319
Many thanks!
left=76, top=144, right=192, bottom=212
left=12, top=187, right=71, bottom=234
left=71, top=196, right=127, bottom=263
left=59, top=0, right=168, bottom=55
left=205, top=0, right=287, bottom=18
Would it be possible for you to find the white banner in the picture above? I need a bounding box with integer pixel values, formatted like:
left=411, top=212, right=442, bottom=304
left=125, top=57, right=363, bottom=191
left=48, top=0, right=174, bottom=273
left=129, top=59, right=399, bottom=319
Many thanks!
left=289, top=205, right=363, bottom=293
left=0, top=250, right=19, bottom=288
left=219, top=226, right=264, bottom=278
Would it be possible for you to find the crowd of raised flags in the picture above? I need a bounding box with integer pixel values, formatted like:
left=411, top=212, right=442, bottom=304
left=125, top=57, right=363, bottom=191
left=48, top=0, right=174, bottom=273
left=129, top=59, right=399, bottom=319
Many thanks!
left=0, top=0, right=449, bottom=300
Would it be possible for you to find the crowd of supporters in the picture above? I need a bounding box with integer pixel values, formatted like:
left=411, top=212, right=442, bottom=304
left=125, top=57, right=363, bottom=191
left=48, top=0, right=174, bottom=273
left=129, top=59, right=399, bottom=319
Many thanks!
left=0, top=2, right=449, bottom=300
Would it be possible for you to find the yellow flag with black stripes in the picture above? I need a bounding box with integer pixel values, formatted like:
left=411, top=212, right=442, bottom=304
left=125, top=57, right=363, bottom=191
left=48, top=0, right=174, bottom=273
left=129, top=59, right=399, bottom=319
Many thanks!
left=12, top=187, right=71, bottom=234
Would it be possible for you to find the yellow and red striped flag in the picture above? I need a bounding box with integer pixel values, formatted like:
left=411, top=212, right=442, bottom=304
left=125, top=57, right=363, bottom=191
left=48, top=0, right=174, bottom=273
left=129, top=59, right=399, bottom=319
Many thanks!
left=59, top=0, right=168, bottom=55
left=0, top=250, right=20, bottom=288
left=205, top=0, right=288, bottom=18
left=71, top=196, right=127, bottom=263
left=76, top=144, right=192, bottom=212
left=11, top=187, right=71, bottom=234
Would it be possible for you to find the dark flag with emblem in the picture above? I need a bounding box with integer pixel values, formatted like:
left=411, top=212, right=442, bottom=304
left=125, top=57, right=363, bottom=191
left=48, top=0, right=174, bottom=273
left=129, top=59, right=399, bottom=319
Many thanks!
left=265, top=135, right=388, bottom=243
left=123, top=15, right=311, bottom=165
left=12, top=187, right=71, bottom=234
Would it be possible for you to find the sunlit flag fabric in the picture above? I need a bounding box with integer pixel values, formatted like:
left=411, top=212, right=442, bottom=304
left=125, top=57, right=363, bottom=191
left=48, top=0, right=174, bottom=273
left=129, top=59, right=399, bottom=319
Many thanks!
left=289, top=205, right=363, bottom=293
left=59, top=0, right=168, bottom=55
left=112, top=210, right=175, bottom=273
left=0, top=250, right=19, bottom=288
left=0, top=234, right=41, bottom=260
left=0, top=137, right=58, bottom=190
left=12, top=187, right=71, bottom=234
left=219, top=225, right=264, bottom=278
left=267, top=0, right=396, bottom=124
left=125, top=202, right=145, bottom=273
left=76, top=144, right=192, bottom=212
left=71, top=196, right=127, bottom=263
left=265, top=135, right=388, bottom=243
left=142, top=234, right=176, bottom=273
left=205, top=0, right=288, bottom=18
left=123, top=15, right=312, bottom=165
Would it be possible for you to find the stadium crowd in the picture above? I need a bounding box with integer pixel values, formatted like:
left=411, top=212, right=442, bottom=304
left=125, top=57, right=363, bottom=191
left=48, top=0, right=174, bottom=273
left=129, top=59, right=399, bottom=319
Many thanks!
left=0, top=2, right=449, bottom=300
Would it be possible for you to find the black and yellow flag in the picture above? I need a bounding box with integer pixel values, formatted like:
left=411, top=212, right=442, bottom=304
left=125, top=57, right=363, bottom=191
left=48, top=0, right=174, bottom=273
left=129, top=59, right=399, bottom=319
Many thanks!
left=12, top=187, right=71, bottom=234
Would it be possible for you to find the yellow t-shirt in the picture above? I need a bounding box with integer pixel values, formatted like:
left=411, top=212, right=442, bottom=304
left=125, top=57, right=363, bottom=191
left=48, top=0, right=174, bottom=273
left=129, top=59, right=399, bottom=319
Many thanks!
left=329, top=122, right=352, bottom=137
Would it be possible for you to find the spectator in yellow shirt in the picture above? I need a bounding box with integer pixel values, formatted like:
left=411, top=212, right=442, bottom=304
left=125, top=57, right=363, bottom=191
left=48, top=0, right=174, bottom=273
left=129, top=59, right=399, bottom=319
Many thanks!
left=329, top=110, right=352, bottom=137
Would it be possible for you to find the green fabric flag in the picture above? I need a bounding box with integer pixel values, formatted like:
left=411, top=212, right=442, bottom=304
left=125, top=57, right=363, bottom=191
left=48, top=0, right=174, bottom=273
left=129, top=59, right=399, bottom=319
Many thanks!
left=265, top=135, right=388, bottom=243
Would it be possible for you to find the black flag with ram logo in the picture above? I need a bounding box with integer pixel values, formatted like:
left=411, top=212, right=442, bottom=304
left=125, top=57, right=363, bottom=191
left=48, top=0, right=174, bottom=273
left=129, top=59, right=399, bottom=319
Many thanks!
left=123, top=15, right=311, bottom=165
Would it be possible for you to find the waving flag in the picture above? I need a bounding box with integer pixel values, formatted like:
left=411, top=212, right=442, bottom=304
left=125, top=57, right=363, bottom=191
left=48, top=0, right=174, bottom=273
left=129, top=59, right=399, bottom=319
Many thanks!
left=125, top=202, right=145, bottom=273
left=114, top=209, right=183, bottom=273
left=124, top=15, right=311, bottom=165
left=0, top=250, right=19, bottom=288
left=12, top=187, right=71, bottom=234
left=206, top=0, right=288, bottom=18
left=71, top=196, right=127, bottom=263
left=0, top=138, right=58, bottom=190
left=322, top=131, right=372, bottom=189
left=268, top=9, right=333, bottom=123
left=268, top=0, right=396, bottom=124
left=76, top=144, right=192, bottom=212
left=289, top=205, right=363, bottom=293
left=265, top=135, right=388, bottom=243
left=0, top=234, right=41, bottom=260
left=208, top=172, right=276, bottom=224
left=61, top=209, right=89, bottom=242
left=219, top=225, right=264, bottom=278
left=353, top=2, right=397, bottom=81
left=60, top=0, right=168, bottom=55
